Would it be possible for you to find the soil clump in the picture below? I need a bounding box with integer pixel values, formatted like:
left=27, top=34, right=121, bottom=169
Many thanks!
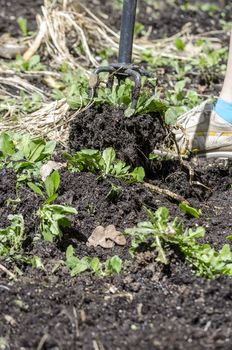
left=69, top=105, right=167, bottom=170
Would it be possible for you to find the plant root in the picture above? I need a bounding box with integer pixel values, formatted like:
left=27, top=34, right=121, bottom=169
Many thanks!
left=143, top=182, right=190, bottom=205
left=0, top=263, right=16, bottom=280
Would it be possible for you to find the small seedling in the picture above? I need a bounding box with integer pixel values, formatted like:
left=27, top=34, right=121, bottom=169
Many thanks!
left=17, top=17, right=28, bottom=37
left=66, top=245, right=101, bottom=276
left=175, top=38, right=185, bottom=51
left=11, top=55, right=46, bottom=72
left=66, top=245, right=123, bottom=277
left=29, top=170, right=78, bottom=242
left=39, top=203, right=77, bottom=242
left=105, top=184, right=122, bottom=201
left=104, top=255, right=122, bottom=274
left=0, top=214, right=25, bottom=257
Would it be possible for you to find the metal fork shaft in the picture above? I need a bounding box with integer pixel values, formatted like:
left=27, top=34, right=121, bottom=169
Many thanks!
left=118, top=0, right=137, bottom=64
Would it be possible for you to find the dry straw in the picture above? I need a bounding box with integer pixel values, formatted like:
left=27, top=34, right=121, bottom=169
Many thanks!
left=0, top=0, right=223, bottom=144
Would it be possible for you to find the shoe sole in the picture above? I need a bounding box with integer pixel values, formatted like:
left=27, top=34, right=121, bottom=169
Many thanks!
left=197, top=151, right=232, bottom=159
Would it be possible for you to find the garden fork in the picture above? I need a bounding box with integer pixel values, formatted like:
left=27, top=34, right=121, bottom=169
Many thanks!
left=90, top=0, right=151, bottom=109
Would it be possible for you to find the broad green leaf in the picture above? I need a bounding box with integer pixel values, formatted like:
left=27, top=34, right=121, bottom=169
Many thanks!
left=219, top=244, right=232, bottom=261
left=28, top=143, right=45, bottom=162
left=105, top=255, right=122, bottom=275
left=51, top=170, right=60, bottom=193
left=70, top=259, right=90, bottom=276
left=89, top=257, right=101, bottom=274
left=0, top=132, right=15, bottom=157
left=43, top=141, right=56, bottom=155
left=109, top=256, right=122, bottom=273
left=45, top=193, right=58, bottom=204
left=102, top=148, right=115, bottom=174
left=30, top=256, right=44, bottom=269
left=179, top=202, right=202, bottom=218
left=42, top=230, right=53, bottom=242
left=27, top=182, right=44, bottom=197
left=80, top=149, right=99, bottom=156
left=45, top=175, right=54, bottom=197
left=131, top=167, right=145, bottom=182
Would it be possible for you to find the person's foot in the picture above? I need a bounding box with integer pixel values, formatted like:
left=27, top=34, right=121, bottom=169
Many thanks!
left=172, top=100, right=232, bottom=158
left=153, top=101, right=232, bottom=158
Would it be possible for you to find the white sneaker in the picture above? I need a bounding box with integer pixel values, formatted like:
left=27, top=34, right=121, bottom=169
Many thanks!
left=173, top=100, right=232, bottom=158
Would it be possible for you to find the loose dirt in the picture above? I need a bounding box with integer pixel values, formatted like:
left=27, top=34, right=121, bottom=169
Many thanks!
left=0, top=0, right=43, bottom=36
left=1, top=1, right=232, bottom=350
left=69, top=105, right=167, bottom=169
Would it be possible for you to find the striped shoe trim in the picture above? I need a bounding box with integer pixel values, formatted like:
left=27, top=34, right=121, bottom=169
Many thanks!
left=195, top=131, right=232, bottom=136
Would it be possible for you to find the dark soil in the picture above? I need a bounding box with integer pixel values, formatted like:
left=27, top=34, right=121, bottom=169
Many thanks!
left=69, top=105, right=167, bottom=170
left=1, top=1, right=232, bottom=350
left=86, top=0, right=232, bottom=39
left=1, top=156, right=232, bottom=350
left=0, top=0, right=43, bottom=36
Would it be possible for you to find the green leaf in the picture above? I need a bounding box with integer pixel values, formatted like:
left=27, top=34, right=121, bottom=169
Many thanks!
left=27, top=182, right=44, bottom=197
left=124, top=107, right=135, bottom=117
left=155, top=236, right=168, bottom=264
left=89, top=257, right=101, bottom=274
left=66, top=245, right=74, bottom=259
left=70, top=258, right=90, bottom=276
left=175, top=38, right=185, bottom=51
left=28, top=143, right=45, bottom=162
left=130, top=167, right=145, bottom=182
left=45, top=175, right=55, bottom=198
left=179, top=202, right=202, bottom=218
left=102, top=148, right=115, bottom=175
left=105, top=255, right=122, bottom=275
left=0, top=132, right=15, bottom=157
left=28, top=55, right=41, bottom=70
left=219, top=244, right=232, bottom=261
left=51, top=170, right=60, bottom=193
left=45, top=193, right=58, bottom=204
left=42, top=230, right=53, bottom=242
left=43, top=141, right=56, bottom=155
left=30, top=256, right=44, bottom=269
left=17, top=17, right=28, bottom=36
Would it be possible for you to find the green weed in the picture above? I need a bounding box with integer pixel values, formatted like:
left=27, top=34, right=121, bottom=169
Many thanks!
left=64, top=147, right=145, bottom=183
left=125, top=207, right=232, bottom=278
left=17, top=17, right=29, bottom=37
left=179, top=202, right=202, bottom=218
left=10, top=55, right=46, bottom=72
left=0, top=214, right=25, bottom=257
left=29, top=170, right=78, bottom=242
left=66, top=245, right=122, bottom=277
left=0, top=132, right=56, bottom=187
left=0, top=91, right=42, bottom=117
left=38, top=204, right=77, bottom=242
left=52, top=68, right=166, bottom=117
